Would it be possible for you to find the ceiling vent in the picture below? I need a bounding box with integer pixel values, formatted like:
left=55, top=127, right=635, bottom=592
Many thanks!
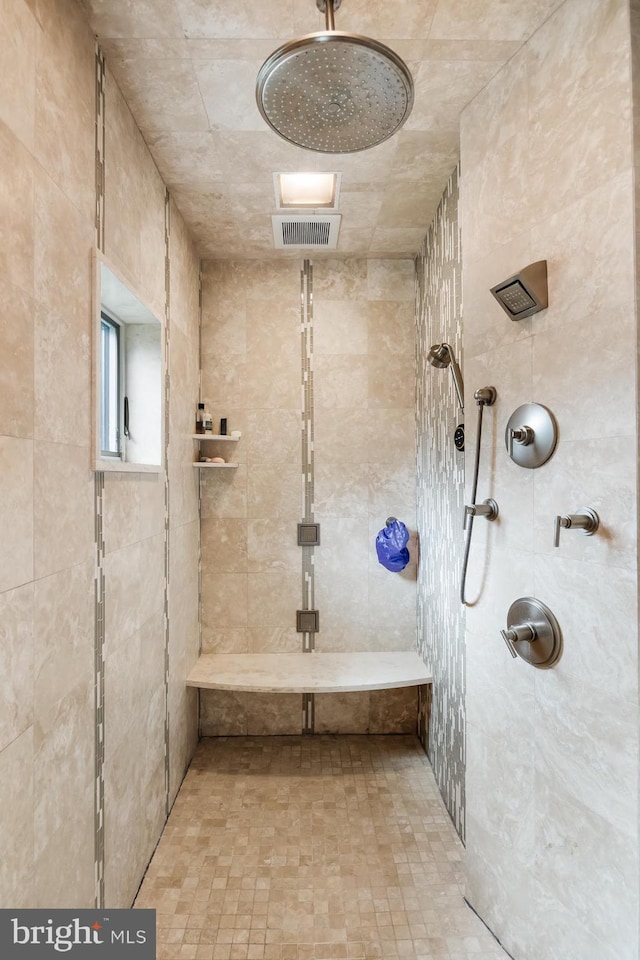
left=272, top=214, right=341, bottom=249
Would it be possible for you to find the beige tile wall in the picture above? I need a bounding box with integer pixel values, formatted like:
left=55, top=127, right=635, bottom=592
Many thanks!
left=0, top=0, right=200, bottom=910
left=199, top=258, right=416, bottom=734
left=459, top=2, right=639, bottom=958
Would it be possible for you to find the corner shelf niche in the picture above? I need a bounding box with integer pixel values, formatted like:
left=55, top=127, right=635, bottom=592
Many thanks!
left=192, top=433, right=240, bottom=469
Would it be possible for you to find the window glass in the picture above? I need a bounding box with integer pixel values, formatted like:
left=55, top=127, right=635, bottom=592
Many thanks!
left=100, top=312, right=120, bottom=457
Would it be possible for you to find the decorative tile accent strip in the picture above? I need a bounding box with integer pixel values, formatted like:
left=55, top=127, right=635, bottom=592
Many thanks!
left=93, top=45, right=106, bottom=910
left=300, top=260, right=316, bottom=727
left=302, top=693, right=315, bottom=734
left=415, top=166, right=466, bottom=840
left=300, top=260, right=316, bottom=656
left=93, top=471, right=106, bottom=909
left=197, top=270, right=203, bottom=735
left=94, top=45, right=105, bottom=252
left=163, top=190, right=171, bottom=816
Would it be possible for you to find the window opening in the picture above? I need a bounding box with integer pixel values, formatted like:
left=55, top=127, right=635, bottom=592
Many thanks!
left=100, top=312, right=121, bottom=457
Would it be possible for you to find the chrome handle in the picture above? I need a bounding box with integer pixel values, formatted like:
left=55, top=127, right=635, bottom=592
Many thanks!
left=509, top=424, right=535, bottom=460
left=500, top=629, right=518, bottom=658
left=500, top=622, right=536, bottom=658
left=553, top=508, right=600, bottom=547
left=553, top=514, right=567, bottom=548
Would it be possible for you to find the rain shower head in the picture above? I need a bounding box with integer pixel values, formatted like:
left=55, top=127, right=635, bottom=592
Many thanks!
left=256, top=0, right=414, bottom=154
left=427, top=343, right=464, bottom=411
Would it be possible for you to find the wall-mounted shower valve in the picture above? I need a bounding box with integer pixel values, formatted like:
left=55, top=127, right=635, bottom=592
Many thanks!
left=500, top=597, right=563, bottom=668
left=500, top=623, right=536, bottom=658
left=553, top=507, right=599, bottom=547
left=505, top=403, right=558, bottom=469
left=463, top=498, right=499, bottom=531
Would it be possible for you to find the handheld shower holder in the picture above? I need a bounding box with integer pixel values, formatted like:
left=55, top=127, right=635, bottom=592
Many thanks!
left=474, top=386, right=497, bottom=406
left=463, top=498, right=498, bottom=531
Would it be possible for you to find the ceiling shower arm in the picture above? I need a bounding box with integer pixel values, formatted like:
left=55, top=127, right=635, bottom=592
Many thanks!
left=326, top=0, right=335, bottom=30
left=317, top=0, right=341, bottom=29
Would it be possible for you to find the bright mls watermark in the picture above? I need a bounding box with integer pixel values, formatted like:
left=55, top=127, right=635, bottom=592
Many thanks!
left=0, top=910, right=155, bottom=958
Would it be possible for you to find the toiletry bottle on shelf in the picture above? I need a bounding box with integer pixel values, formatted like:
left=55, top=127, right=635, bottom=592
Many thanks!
left=220, top=417, right=228, bottom=436
left=195, top=402, right=205, bottom=435
left=203, top=406, right=213, bottom=433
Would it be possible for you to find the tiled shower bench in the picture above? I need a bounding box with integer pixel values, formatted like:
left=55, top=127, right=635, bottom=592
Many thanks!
left=187, top=652, right=432, bottom=738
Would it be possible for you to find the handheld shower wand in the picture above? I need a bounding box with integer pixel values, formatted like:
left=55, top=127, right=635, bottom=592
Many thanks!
left=460, top=386, right=497, bottom=605
left=427, top=343, right=464, bottom=411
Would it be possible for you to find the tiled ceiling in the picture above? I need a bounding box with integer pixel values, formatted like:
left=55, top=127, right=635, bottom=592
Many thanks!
left=85, top=0, right=562, bottom=260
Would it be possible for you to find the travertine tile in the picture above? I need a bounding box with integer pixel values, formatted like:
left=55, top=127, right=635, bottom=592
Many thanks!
left=201, top=572, right=248, bottom=630
left=314, top=463, right=369, bottom=522
left=0, top=278, right=34, bottom=439
left=0, top=121, right=35, bottom=295
left=311, top=260, right=368, bottom=301
left=314, top=693, right=370, bottom=734
left=247, top=626, right=301, bottom=654
left=34, top=0, right=94, bottom=217
left=247, top=572, right=300, bottom=628
left=34, top=681, right=94, bottom=908
left=313, top=408, right=370, bottom=464
left=109, top=56, right=209, bottom=136
left=367, top=352, right=414, bottom=409
left=0, top=582, right=34, bottom=753
left=87, top=0, right=185, bottom=38
left=429, top=0, right=562, bottom=42
left=201, top=463, right=248, bottom=519
left=135, top=737, right=495, bottom=958
left=33, top=165, right=93, bottom=328
left=366, top=261, right=414, bottom=301
left=104, top=610, right=166, bottom=907
left=0, top=729, right=34, bottom=908
left=200, top=689, right=247, bottom=736
left=527, top=0, right=629, bottom=133
left=103, top=471, right=165, bottom=554
left=103, top=534, right=165, bottom=650
left=0, top=436, right=33, bottom=593
left=246, top=410, right=300, bottom=465
left=369, top=687, right=417, bottom=733
left=175, top=0, right=294, bottom=39
left=104, top=67, right=166, bottom=318
left=202, top=627, right=249, bottom=655
left=245, top=694, right=302, bottom=735
left=33, top=560, right=93, bottom=722
left=201, top=296, right=247, bottom=356
left=313, top=302, right=369, bottom=356
left=534, top=768, right=636, bottom=951
left=246, top=464, right=302, bottom=520
left=202, top=518, right=248, bottom=574
left=246, top=520, right=299, bottom=573
left=195, top=59, right=265, bottom=132
left=314, top=356, right=368, bottom=410
left=34, top=297, right=91, bottom=446
left=0, top=0, right=36, bottom=148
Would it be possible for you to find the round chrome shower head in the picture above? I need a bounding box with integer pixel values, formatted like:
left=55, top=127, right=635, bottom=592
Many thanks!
left=256, top=2, right=414, bottom=154
left=427, top=343, right=451, bottom=369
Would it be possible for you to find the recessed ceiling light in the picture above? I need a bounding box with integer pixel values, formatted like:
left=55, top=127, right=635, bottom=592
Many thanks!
left=274, top=172, right=341, bottom=209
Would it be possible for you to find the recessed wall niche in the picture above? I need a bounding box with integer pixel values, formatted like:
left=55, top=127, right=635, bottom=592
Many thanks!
left=92, top=252, right=164, bottom=472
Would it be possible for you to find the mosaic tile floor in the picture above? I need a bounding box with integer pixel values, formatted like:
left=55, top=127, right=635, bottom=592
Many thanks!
left=135, top=736, right=507, bottom=960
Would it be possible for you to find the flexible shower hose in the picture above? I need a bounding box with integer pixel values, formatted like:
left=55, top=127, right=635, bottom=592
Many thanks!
left=460, top=399, right=485, bottom=605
